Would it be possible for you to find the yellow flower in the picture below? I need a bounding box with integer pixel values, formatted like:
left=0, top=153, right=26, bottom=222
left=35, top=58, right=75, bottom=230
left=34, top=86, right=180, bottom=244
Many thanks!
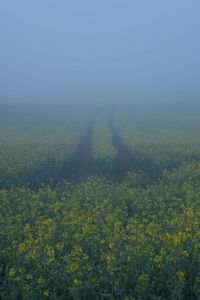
left=73, top=278, right=82, bottom=286
left=19, top=243, right=26, bottom=253
left=46, top=247, right=55, bottom=259
left=114, top=221, right=121, bottom=232
left=139, top=273, right=148, bottom=282
left=91, top=277, right=97, bottom=284
left=55, top=242, right=64, bottom=251
left=16, top=276, right=21, bottom=282
left=8, top=268, right=16, bottom=277
left=43, top=290, right=49, bottom=297
left=154, top=255, right=163, bottom=265
left=38, top=277, right=45, bottom=285
left=22, top=285, right=31, bottom=291
left=68, top=263, right=79, bottom=273
left=27, top=274, right=33, bottom=280
left=19, top=267, right=25, bottom=273
left=101, top=252, right=116, bottom=266
left=176, top=271, right=185, bottom=280
left=100, top=239, right=105, bottom=244
left=109, top=241, right=115, bottom=249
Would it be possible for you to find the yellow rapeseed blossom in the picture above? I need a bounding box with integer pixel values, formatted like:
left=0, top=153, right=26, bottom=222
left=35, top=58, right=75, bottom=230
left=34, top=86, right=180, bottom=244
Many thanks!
left=38, top=277, right=45, bottom=285
left=8, top=268, right=16, bottom=277
left=68, top=263, right=79, bottom=273
left=73, top=279, right=83, bottom=286
left=91, top=277, right=97, bottom=284
left=176, top=271, right=185, bottom=280
left=55, top=242, right=64, bottom=251
left=43, top=290, right=49, bottom=297
left=27, top=274, right=33, bottom=280
left=19, top=243, right=26, bottom=253
left=46, top=246, right=55, bottom=259
left=138, top=273, right=148, bottom=282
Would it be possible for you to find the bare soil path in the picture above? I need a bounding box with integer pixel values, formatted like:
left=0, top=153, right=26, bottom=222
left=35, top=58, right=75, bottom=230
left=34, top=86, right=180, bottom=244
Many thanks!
left=108, top=107, right=138, bottom=179
left=108, top=107, right=156, bottom=181
left=63, top=110, right=99, bottom=182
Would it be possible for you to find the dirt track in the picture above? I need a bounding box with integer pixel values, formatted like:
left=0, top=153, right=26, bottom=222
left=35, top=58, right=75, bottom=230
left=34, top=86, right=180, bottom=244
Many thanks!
left=109, top=107, right=137, bottom=179
left=63, top=110, right=98, bottom=182
left=62, top=107, right=154, bottom=183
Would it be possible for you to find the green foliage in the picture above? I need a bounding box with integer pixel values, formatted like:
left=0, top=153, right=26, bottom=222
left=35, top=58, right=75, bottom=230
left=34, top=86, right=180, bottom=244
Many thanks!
left=0, top=171, right=200, bottom=299
left=1, top=103, right=200, bottom=299
left=0, top=104, right=91, bottom=188
left=0, top=131, right=79, bottom=187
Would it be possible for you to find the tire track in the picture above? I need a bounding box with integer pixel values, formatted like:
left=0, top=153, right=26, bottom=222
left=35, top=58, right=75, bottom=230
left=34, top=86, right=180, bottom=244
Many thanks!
left=63, top=110, right=98, bottom=182
left=109, top=107, right=137, bottom=179
left=109, top=107, right=155, bottom=180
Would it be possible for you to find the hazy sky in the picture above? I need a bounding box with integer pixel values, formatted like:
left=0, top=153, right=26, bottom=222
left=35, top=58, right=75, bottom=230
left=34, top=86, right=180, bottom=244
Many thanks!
left=1, top=1, right=200, bottom=101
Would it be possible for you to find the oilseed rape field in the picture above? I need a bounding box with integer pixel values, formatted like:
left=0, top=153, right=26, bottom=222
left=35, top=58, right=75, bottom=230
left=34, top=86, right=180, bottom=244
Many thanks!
left=0, top=101, right=200, bottom=300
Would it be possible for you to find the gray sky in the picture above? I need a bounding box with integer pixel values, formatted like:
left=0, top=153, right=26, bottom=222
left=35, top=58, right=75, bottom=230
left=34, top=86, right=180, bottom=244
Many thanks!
left=1, top=1, right=200, bottom=101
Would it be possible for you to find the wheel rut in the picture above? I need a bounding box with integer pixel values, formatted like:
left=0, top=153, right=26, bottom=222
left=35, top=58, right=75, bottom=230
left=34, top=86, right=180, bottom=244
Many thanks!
left=109, top=107, right=137, bottom=179
left=62, top=107, right=155, bottom=184
left=63, top=110, right=98, bottom=182
left=109, top=107, right=155, bottom=180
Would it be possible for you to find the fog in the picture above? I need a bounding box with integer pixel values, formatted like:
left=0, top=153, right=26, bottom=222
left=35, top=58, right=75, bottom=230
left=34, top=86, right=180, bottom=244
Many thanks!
left=1, top=0, right=200, bottom=104
left=1, top=3, right=200, bottom=297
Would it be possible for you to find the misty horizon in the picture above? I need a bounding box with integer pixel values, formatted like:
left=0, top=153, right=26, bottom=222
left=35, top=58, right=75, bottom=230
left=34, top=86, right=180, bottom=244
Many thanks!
left=1, top=1, right=200, bottom=103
